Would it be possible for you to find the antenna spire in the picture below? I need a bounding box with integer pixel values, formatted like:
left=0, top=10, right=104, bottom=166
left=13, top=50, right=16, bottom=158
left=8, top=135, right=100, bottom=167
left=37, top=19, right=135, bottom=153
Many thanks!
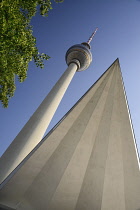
left=87, top=27, right=98, bottom=45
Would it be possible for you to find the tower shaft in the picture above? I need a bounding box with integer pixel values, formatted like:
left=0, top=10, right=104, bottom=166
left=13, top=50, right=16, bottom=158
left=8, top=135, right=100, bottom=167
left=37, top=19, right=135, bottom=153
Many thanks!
left=0, top=63, right=78, bottom=184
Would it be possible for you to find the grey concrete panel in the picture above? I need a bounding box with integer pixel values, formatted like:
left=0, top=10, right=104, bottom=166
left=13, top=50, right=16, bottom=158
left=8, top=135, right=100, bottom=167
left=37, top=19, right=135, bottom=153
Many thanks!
left=0, top=58, right=112, bottom=209
left=75, top=64, right=117, bottom=210
left=101, top=65, right=125, bottom=210
left=47, top=64, right=115, bottom=210
left=0, top=59, right=139, bottom=210
left=119, top=69, right=140, bottom=210
left=21, top=62, right=113, bottom=210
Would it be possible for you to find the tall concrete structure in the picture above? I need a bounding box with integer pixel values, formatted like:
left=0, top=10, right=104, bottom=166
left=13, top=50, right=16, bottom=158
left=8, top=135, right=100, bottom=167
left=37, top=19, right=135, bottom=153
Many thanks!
left=0, top=29, right=98, bottom=185
left=0, top=59, right=140, bottom=210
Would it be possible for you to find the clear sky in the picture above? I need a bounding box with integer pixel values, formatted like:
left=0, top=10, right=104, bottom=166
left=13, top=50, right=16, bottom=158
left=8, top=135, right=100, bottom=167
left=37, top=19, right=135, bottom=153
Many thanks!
left=0, top=0, right=140, bottom=159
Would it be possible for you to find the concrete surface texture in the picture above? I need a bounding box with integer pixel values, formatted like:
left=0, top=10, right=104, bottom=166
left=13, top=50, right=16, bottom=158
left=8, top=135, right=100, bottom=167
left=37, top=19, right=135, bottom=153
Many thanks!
left=0, top=59, right=140, bottom=210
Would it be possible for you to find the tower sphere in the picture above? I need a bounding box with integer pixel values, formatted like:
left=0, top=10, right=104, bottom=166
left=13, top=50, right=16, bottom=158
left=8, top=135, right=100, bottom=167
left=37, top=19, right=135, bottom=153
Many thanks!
left=65, top=43, right=92, bottom=71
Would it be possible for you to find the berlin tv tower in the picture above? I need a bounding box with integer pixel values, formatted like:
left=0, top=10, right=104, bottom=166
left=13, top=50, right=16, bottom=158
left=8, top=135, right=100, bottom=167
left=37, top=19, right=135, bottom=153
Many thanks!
left=0, top=28, right=98, bottom=185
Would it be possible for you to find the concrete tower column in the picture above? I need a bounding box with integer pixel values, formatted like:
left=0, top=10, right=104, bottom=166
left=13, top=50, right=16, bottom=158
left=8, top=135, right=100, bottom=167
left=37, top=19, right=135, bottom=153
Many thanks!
left=0, top=63, right=77, bottom=184
left=0, top=29, right=96, bottom=184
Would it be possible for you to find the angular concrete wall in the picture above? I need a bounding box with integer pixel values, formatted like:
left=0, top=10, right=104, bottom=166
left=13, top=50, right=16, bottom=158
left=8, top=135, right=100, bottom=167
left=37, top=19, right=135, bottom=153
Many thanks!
left=0, top=59, right=140, bottom=210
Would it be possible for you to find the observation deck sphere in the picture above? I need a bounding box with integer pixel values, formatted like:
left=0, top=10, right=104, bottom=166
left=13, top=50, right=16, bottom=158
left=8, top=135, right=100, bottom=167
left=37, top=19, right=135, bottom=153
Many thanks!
left=65, top=43, right=92, bottom=71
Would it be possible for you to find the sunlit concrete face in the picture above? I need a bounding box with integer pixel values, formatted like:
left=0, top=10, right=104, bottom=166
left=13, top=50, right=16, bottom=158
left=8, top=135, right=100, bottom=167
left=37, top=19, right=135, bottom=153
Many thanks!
left=0, top=59, right=140, bottom=210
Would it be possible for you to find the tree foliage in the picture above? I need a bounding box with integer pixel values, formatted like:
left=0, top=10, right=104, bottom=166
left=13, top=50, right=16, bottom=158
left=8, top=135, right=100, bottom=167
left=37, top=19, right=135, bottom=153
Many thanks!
left=0, top=0, right=63, bottom=107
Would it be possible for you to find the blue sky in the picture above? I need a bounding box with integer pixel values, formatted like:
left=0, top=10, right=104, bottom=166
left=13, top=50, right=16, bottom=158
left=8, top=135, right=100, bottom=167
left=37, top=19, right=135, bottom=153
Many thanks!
left=0, top=0, right=140, bottom=159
